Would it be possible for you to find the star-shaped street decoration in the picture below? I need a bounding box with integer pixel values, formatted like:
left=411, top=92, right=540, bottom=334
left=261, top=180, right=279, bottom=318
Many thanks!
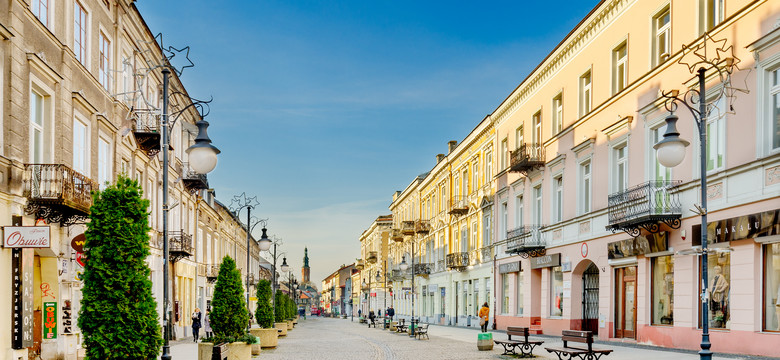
left=677, top=32, right=738, bottom=76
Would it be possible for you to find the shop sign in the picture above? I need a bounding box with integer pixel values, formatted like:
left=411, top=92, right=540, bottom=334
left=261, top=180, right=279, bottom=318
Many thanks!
left=3, top=226, right=50, bottom=248
left=607, top=232, right=668, bottom=259
left=440, top=287, right=445, bottom=296
left=530, top=253, right=561, bottom=269
left=61, top=300, right=73, bottom=334
left=692, top=209, right=780, bottom=245
left=43, top=302, right=57, bottom=339
left=11, top=248, right=34, bottom=349
left=71, top=234, right=85, bottom=252
left=499, top=261, right=520, bottom=274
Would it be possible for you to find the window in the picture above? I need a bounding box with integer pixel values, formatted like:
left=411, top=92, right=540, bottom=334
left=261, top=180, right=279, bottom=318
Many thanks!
left=764, top=243, right=780, bottom=331
left=482, top=211, right=492, bottom=246
left=700, top=0, right=724, bottom=33
left=460, top=225, right=468, bottom=252
left=652, top=126, right=672, bottom=182
left=30, top=90, right=48, bottom=163
left=579, top=71, right=592, bottom=116
left=462, top=169, right=469, bottom=197
left=502, top=274, right=510, bottom=314
left=485, top=151, right=493, bottom=183
left=120, top=159, right=129, bottom=175
left=98, top=137, right=111, bottom=189
left=471, top=219, right=477, bottom=250
left=652, top=256, right=674, bottom=325
left=653, top=6, right=671, bottom=66
left=472, top=162, right=478, bottom=190
left=579, top=161, right=592, bottom=214
left=702, top=252, right=730, bottom=329
left=121, top=53, right=132, bottom=103
left=771, top=69, right=780, bottom=151
left=516, top=126, right=524, bottom=148
left=500, top=139, right=508, bottom=170
left=706, top=96, right=726, bottom=172
left=553, top=176, right=563, bottom=223
left=613, top=42, right=628, bottom=94
left=613, top=144, right=628, bottom=193
left=32, top=0, right=49, bottom=27
left=552, top=93, right=563, bottom=134
left=454, top=175, right=460, bottom=201
left=550, top=266, right=563, bottom=317
left=99, top=33, right=110, bottom=90
left=533, top=185, right=542, bottom=224
left=515, top=194, right=524, bottom=228
left=516, top=270, right=524, bottom=316
left=532, top=112, right=542, bottom=146
left=73, top=117, right=88, bottom=174
left=501, top=202, right=508, bottom=240
left=74, top=1, right=87, bottom=65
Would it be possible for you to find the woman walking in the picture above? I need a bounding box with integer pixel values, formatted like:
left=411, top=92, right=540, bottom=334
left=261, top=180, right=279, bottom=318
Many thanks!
left=191, top=307, right=202, bottom=342
left=203, top=309, right=212, bottom=338
left=478, top=302, right=490, bottom=332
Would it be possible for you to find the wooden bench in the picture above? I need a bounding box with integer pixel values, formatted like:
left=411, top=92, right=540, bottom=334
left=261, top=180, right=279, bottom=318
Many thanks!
left=395, top=319, right=407, bottom=333
left=545, top=330, right=613, bottom=360
left=414, top=323, right=429, bottom=340
left=494, top=326, right=544, bottom=357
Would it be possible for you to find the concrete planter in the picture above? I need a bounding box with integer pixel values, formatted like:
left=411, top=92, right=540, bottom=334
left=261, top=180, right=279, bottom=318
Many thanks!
left=250, top=328, right=278, bottom=348
left=197, top=342, right=214, bottom=360
left=477, top=333, right=493, bottom=351
left=274, top=322, right=288, bottom=336
left=227, top=342, right=251, bottom=360
left=251, top=343, right=261, bottom=356
left=286, top=320, right=294, bottom=330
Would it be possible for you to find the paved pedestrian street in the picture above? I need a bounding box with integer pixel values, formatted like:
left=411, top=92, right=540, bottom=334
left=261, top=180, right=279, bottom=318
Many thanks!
left=166, top=317, right=779, bottom=360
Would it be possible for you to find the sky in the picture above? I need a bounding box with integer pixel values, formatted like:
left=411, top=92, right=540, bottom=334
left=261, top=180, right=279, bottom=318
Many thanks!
left=136, top=0, right=599, bottom=287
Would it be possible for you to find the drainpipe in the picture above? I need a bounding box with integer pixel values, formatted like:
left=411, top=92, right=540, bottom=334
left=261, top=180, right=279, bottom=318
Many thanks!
left=492, top=253, right=497, bottom=330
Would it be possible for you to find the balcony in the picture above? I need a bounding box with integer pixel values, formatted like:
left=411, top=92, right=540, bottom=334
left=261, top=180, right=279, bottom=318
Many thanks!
left=23, top=164, right=98, bottom=226
left=206, top=265, right=220, bottom=283
left=414, top=220, right=431, bottom=234
left=169, top=230, right=193, bottom=262
left=366, top=251, right=378, bottom=264
left=390, top=269, right=409, bottom=281
left=446, top=252, right=469, bottom=271
left=480, top=246, right=493, bottom=263
left=606, top=180, right=682, bottom=237
left=355, top=260, right=365, bottom=270
left=411, top=263, right=432, bottom=277
left=391, top=228, right=404, bottom=242
left=448, top=197, right=469, bottom=216
left=401, top=221, right=416, bottom=235
left=181, top=162, right=209, bottom=194
left=509, top=143, right=545, bottom=175
left=435, top=260, right=445, bottom=273
left=506, top=226, right=547, bottom=258
left=131, top=108, right=162, bottom=157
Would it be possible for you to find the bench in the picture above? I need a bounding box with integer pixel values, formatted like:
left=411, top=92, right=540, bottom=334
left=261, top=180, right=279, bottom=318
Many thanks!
left=494, top=326, right=544, bottom=357
left=414, top=323, right=429, bottom=340
left=545, top=330, right=613, bottom=360
left=395, top=319, right=407, bottom=333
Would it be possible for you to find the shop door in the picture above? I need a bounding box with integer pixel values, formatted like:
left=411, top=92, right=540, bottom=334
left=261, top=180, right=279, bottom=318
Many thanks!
left=582, top=263, right=599, bottom=333
left=615, top=266, right=637, bottom=338
left=30, top=309, right=42, bottom=360
left=454, top=282, right=459, bottom=324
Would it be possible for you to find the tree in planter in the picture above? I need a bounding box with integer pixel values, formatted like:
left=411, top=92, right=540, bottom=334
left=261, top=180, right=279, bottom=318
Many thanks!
left=254, top=279, right=274, bottom=328
left=274, top=290, right=286, bottom=322
left=211, top=256, right=249, bottom=338
left=79, top=176, right=162, bottom=360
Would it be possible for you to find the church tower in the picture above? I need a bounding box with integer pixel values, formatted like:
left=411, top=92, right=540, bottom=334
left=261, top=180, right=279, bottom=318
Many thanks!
left=302, top=247, right=310, bottom=283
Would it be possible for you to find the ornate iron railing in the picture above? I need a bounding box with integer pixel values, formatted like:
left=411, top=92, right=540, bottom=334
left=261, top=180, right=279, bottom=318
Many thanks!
left=391, top=269, right=409, bottom=281
left=448, top=197, right=469, bottom=215
left=480, top=246, right=493, bottom=263
left=401, top=221, right=416, bottom=235
left=411, top=263, right=432, bottom=275
left=206, top=265, right=220, bottom=283
left=181, top=162, right=208, bottom=193
left=506, top=225, right=546, bottom=257
left=436, top=260, right=445, bottom=273
left=510, top=143, right=545, bottom=174
left=355, top=260, right=365, bottom=270
left=606, top=180, right=682, bottom=237
left=446, top=252, right=469, bottom=269
left=23, top=164, right=97, bottom=214
left=414, top=220, right=431, bottom=234
left=366, top=251, right=378, bottom=263
left=169, top=231, right=193, bottom=261
left=391, top=228, right=404, bottom=242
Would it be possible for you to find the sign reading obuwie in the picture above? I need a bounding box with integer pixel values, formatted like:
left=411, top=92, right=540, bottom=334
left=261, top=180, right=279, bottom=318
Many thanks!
left=3, top=226, right=51, bottom=248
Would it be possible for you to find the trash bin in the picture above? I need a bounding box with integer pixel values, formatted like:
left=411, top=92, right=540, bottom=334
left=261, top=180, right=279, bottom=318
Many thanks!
left=477, top=332, right=493, bottom=351
left=212, top=343, right=228, bottom=360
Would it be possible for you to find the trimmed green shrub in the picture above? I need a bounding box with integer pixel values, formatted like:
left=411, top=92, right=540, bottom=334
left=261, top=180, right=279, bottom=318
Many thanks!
left=274, top=290, right=285, bottom=322
left=211, top=256, right=249, bottom=338
left=79, top=176, right=162, bottom=360
left=254, top=279, right=274, bottom=328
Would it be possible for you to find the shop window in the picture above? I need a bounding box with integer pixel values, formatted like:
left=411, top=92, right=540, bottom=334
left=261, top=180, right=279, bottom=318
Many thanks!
left=517, top=270, right=524, bottom=316
left=765, top=243, right=780, bottom=331
left=550, top=266, right=564, bottom=317
left=701, top=252, right=730, bottom=329
left=502, top=274, right=510, bottom=314
left=651, top=255, right=674, bottom=325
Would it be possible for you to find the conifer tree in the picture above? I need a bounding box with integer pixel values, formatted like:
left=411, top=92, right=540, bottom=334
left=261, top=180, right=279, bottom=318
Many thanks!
left=274, top=290, right=285, bottom=322
left=211, top=256, right=249, bottom=337
left=79, top=176, right=162, bottom=360
left=254, top=279, right=274, bottom=328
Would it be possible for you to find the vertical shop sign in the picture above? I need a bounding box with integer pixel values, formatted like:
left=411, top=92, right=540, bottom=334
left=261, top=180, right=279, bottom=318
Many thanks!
left=43, top=302, right=58, bottom=339
left=61, top=300, right=73, bottom=334
left=12, top=247, right=34, bottom=349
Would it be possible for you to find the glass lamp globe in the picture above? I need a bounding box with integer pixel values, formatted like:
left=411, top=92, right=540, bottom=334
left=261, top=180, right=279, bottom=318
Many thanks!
left=188, top=146, right=218, bottom=174
left=399, top=258, right=409, bottom=271
left=280, top=257, right=290, bottom=273
left=258, top=228, right=271, bottom=251
left=653, top=113, right=690, bottom=168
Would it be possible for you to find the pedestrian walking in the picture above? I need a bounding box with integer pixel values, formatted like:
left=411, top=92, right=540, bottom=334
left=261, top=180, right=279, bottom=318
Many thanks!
left=478, top=302, right=490, bottom=333
left=358, top=309, right=362, bottom=319
left=387, top=306, right=395, bottom=320
left=378, top=309, right=382, bottom=317
left=203, top=309, right=212, bottom=338
left=191, top=308, right=202, bottom=342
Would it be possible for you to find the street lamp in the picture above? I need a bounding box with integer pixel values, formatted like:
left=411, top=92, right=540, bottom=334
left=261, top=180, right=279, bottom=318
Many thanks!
left=653, top=34, right=742, bottom=360
left=229, top=194, right=263, bottom=332
left=160, top=67, right=219, bottom=359
left=398, top=248, right=416, bottom=336
left=261, top=235, right=285, bottom=322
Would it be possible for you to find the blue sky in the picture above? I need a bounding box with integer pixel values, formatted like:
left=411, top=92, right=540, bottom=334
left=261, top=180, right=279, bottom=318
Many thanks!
left=136, top=0, right=599, bottom=286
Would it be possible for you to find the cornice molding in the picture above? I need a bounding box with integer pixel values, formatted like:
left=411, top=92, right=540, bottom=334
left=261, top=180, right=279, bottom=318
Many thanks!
left=0, top=21, right=14, bottom=39
left=571, top=137, right=596, bottom=157
left=27, top=52, right=62, bottom=83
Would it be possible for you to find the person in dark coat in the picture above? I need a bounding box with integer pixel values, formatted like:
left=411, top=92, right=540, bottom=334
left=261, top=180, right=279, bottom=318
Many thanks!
left=387, top=306, right=395, bottom=320
left=203, top=309, right=212, bottom=338
left=191, top=308, right=202, bottom=342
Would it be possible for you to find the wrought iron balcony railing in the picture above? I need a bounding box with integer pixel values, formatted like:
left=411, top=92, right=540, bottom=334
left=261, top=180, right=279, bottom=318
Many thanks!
left=446, top=252, right=469, bottom=270
left=391, top=228, right=404, bottom=242
left=391, top=269, right=409, bottom=281
left=401, top=221, right=416, bottom=235
left=355, top=260, right=365, bottom=270
left=411, top=263, right=432, bottom=276
left=181, top=162, right=209, bottom=193
left=206, top=265, right=220, bottom=283
left=509, top=143, right=545, bottom=175
left=506, top=226, right=546, bottom=258
left=366, top=251, right=378, bottom=263
left=414, top=220, right=431, bottom=234
left=480, top=246, right=493, bottom=263
left=448, top=197, right=469, bottom=216
left=131, top=108, right=162, bottom=157
left=23, top=164, right=98, bottom=225
left=169, top=230, right=193, bottom=262
left=435, top=259, right=445, bottom=273
left=606, top=180, right=682, bottom=237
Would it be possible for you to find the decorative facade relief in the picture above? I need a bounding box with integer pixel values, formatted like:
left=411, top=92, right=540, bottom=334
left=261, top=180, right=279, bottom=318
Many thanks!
left=767, top=165, right=780, bottom=186
left=707, top=182, right=723, bottom=200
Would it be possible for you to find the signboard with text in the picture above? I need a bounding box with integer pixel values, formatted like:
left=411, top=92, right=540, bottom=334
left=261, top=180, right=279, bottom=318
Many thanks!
left=11, top=248, right=34, bottom=349
left=692, top=209, right=780, bottom=245
left=43, top=302, right=57, bottom=339
left=3, top=226, right=50, bottom=248
left=607, top=232, right=669, bottom=259
left=530, top=253, right=561, bottom=269
left=499, top=261, right=521, bottom=274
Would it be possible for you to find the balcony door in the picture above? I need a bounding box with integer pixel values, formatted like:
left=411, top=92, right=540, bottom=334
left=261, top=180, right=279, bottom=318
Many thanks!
left=615, top=266, right=637, bottom=338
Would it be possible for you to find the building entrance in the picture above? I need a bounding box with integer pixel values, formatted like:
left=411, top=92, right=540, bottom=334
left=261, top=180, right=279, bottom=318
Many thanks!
left=615, top=266, right=637, bottom=338
left=582, top=263, right=599, bottom=333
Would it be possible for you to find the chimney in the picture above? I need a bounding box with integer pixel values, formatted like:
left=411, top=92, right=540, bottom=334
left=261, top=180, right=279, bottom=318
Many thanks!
left=436, top=154, right=446, bottom=163
left=448, top=140, right=458, bottom=154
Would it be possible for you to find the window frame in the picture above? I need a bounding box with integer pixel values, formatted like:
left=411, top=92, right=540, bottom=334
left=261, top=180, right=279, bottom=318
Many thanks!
left=611, top=141, right=629, bottom=193
left=532, top=184, right=543, bottom=225
left=97, top=134, right=112, bottom=189
left=32, top=0, right=50, bottom=28
left=579, top=159, right=592, bottom=215
left=552, top=92, right=563, bottom=135
left=552, top=175, right=563, bottom=223
left=99, top=31, right=111, bottom=91
left=533, top=112, right=542, bottom=146
left=72, top=113, right=90, bottom=175
left=653, top=5, right=671, bottom=67
left=579, top=70, right=592, bottom=117
left=500, top=138, right=508, bottom=170
left=699, top=0, right=724, bottom=34
left=613, top=41, right=628, bottom=94
left=73, top=0, right=89, bottom=66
